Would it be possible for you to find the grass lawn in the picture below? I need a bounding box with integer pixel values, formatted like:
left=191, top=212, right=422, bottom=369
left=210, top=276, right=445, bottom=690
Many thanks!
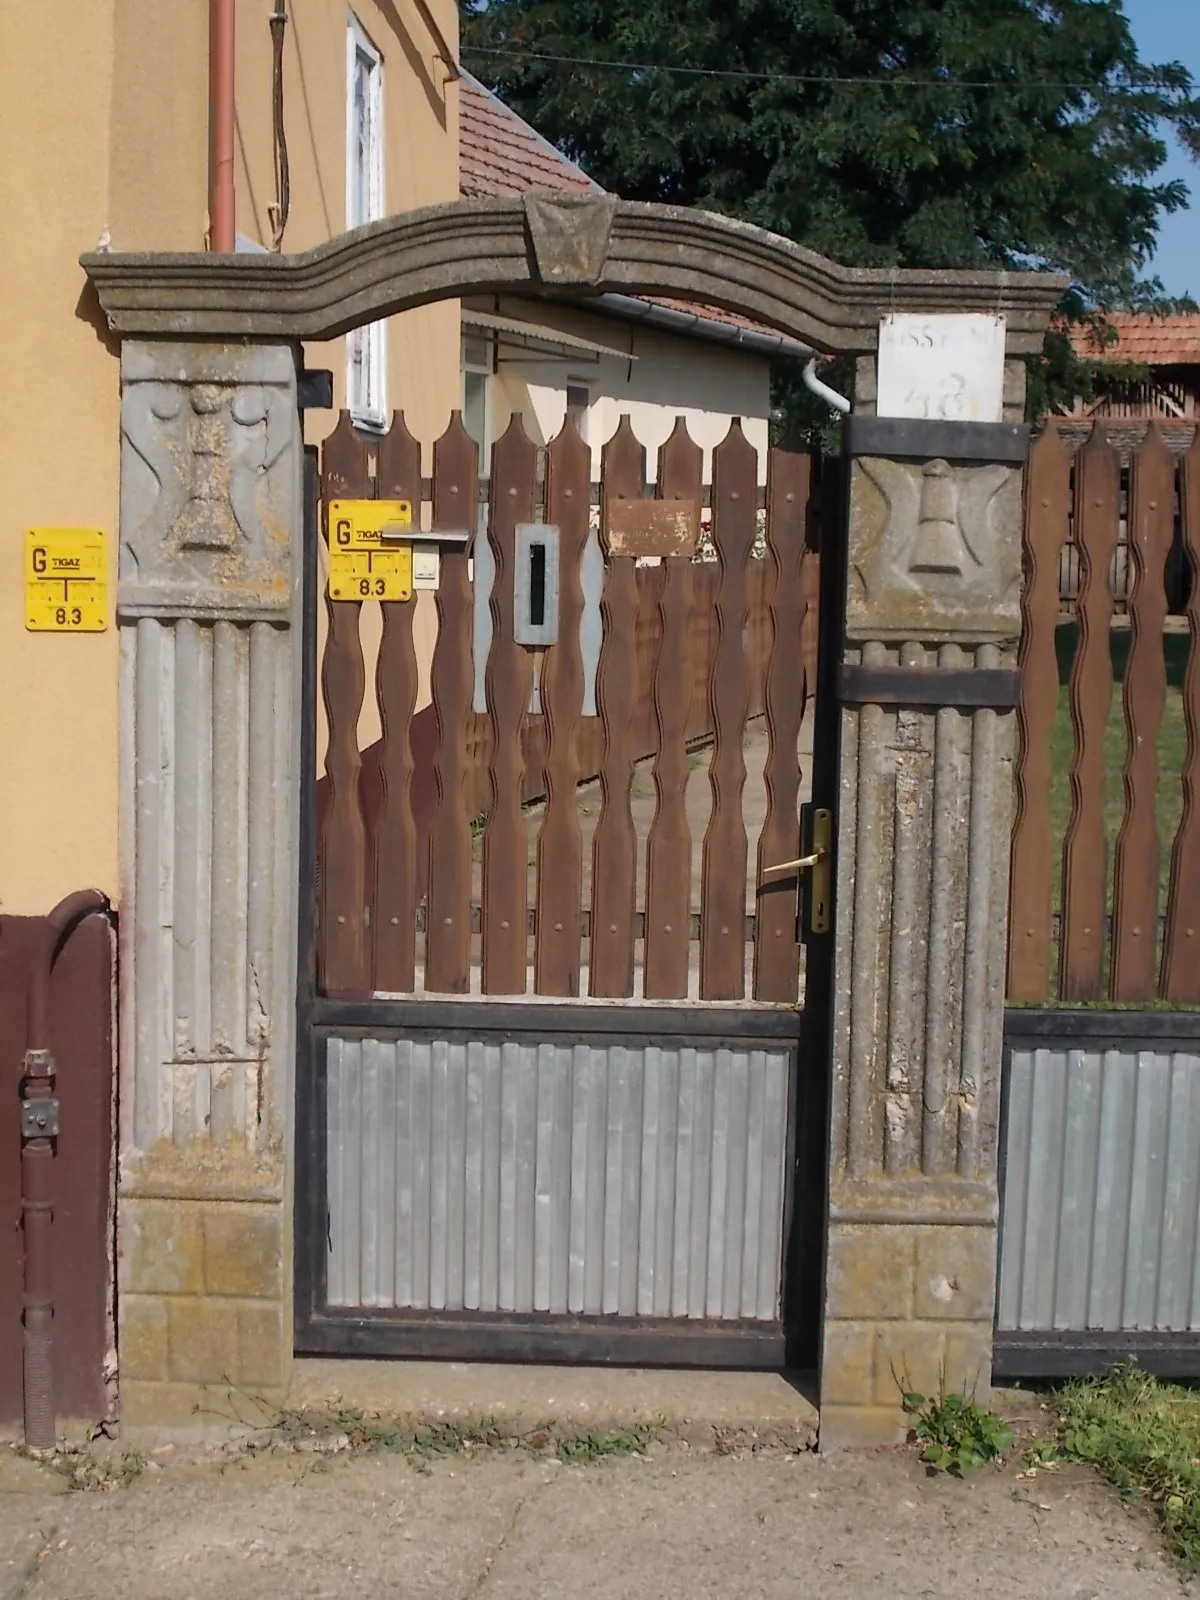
left=1044, top=622, right=1189, bottom=922
left=1052, top=1365, right=1200, bottom=1573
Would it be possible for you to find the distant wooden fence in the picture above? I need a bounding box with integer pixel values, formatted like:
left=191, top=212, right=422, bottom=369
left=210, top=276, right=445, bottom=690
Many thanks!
left=1054, top=420, right=1195, bottom=615
left=1008, top=420, right=1200, bottom=1003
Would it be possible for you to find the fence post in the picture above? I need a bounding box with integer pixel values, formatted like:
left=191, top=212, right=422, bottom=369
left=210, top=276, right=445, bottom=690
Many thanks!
left=115, top=342, right=302, bottom=1425
left=819, top=340, right=1031, bottom=1448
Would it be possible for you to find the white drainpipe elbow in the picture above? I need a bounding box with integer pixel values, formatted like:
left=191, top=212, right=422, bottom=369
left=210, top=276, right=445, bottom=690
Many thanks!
left=803, top=356, right=851, bottom=414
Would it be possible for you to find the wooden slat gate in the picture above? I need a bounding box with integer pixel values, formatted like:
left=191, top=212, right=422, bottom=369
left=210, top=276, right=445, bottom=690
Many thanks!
left=998, top=420, right=1200, bottom=1377
left=295, top=410, right=835, bottom=1366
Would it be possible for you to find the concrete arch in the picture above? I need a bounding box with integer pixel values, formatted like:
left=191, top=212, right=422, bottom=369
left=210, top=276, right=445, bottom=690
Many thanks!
left=83, top=193, right=1064, bottom=353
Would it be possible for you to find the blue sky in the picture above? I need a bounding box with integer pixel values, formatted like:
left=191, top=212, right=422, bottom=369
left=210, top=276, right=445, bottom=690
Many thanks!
left=1121, top=0, right=1199, bottom=298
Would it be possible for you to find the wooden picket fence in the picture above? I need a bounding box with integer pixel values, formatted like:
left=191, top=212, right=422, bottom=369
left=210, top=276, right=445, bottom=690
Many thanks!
left=316, top=410, right=821, bottom=1003
left=1009, top=420, right=1200, bottom=1004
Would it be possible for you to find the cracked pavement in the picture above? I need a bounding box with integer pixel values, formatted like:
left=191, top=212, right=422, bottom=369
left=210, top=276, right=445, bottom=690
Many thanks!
left=0, top=1442, right=1188, bottom=1599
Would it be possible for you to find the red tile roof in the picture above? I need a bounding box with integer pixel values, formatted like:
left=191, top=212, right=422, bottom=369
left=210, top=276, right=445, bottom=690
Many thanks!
left=1071, top=314, right=1200, bottom=367
left=459, top=74, right=791, bottom=350
left=460, top=73, right=599, bottom=201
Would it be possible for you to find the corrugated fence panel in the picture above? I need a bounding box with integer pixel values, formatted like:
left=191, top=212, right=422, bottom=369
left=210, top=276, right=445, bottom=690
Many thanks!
left=326, top=1036, right=790, bottom=1320
left=998, top=1046, right=1200, bottom=1331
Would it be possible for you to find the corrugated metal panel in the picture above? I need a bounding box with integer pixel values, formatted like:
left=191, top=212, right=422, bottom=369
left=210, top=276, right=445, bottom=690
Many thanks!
left=326, top=1036, right=791, bottom=1320
left=998, top=1046, right=1200, bottom=1331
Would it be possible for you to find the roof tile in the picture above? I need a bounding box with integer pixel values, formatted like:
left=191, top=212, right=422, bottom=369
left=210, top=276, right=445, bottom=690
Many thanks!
left=460, top=74, right=599, bottom=200
left=1070, top=313, right=1200, bottom=367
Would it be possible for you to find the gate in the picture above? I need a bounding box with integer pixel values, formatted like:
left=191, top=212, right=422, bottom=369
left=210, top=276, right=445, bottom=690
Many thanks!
left=295, top=402, right=839, bottom=1366
left=996, top=420, right=1200, bottom=1377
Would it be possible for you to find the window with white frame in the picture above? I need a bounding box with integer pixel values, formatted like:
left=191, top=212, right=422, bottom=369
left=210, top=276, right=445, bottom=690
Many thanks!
left=346, top=14, right=386, bottom=427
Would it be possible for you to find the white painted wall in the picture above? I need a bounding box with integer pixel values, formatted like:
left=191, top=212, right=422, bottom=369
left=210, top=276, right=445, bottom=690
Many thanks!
left=475, top=296, right=774, bottom=483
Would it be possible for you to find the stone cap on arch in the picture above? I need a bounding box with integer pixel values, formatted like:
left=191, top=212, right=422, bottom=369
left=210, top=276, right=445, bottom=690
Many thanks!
left=82, top=194, right=1067, bottom=355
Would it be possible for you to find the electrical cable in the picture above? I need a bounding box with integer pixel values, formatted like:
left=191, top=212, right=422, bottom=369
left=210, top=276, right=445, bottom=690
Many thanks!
left=463, top=43, right=1182, bottom=95
left=269, top=0, right=291, bottom=251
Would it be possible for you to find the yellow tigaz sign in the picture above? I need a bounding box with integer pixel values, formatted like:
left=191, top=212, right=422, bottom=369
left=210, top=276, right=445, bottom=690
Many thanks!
left=328, top=499, right=414, bottom=602
left=25, top=528, right=108, bottom=631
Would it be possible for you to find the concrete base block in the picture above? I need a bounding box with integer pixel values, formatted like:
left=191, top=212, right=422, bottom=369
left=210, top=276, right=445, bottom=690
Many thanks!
left=118, top=1188, right=291, bottom=1424
left=818, top=1403, right=911, bottom=1451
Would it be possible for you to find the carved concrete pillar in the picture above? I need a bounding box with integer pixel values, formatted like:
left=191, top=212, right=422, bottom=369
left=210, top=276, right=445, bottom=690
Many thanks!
left=116, top=342, right=302, bottom=1424
left=820, top=356, right=1029, bottom=1447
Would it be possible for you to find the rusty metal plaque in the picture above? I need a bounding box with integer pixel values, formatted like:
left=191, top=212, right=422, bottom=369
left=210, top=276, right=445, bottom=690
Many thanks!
left=603, top=498, right=700, bottom=558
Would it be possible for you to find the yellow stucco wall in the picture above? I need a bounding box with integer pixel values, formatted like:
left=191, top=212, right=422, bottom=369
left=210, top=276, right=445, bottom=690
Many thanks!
left=0, top=0, right=121, bottom=919
left=0, top=0, right=458, bottom=915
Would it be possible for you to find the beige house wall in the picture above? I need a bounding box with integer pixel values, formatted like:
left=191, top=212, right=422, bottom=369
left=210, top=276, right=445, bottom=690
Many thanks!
left=477, top=297, right=774, bottom=477
left=0, top=0, right=458, bottom=916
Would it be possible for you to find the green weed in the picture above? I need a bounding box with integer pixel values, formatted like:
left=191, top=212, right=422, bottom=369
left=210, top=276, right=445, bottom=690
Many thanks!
left=902, top=1386, right=1014, bottom=1476
left=555, top=1425, right=658, bottom=1463
left=1052, top=1364, right=1200, bottom=1574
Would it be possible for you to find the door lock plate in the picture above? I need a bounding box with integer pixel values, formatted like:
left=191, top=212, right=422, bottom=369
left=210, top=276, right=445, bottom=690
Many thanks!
left=807, top=807, right=832, bottom=934
left=21, top=1100, right=59, bottom=1139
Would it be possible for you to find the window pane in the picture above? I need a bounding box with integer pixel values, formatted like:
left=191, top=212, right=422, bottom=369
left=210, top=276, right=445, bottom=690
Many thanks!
left=464, top=370, right=487, bottom=449
left=462, top=334, right=490, bottom=371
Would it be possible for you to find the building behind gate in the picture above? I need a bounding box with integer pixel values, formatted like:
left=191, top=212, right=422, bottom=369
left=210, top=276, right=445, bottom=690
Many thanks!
left=0, top=0, right=460, bottom=1431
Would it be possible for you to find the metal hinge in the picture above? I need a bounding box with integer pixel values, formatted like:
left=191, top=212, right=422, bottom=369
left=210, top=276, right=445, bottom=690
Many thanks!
left=21, top=1100, right=60, bottom=1139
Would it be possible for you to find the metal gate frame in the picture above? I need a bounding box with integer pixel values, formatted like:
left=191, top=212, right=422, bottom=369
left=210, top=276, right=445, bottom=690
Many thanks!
left=293, top=440, right=845, bottom=1370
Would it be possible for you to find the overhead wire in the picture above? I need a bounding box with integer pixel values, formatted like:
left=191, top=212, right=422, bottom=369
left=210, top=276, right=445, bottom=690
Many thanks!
left=462, top=43, right=1182, bottom=94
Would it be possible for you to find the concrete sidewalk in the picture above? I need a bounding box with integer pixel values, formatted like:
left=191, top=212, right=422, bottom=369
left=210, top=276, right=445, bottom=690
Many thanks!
left=0, top=1430, right=1182, bottom=1599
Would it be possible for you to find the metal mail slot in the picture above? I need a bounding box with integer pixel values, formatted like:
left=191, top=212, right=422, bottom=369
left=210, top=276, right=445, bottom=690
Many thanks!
left=514, top=522, right=560, bottom=646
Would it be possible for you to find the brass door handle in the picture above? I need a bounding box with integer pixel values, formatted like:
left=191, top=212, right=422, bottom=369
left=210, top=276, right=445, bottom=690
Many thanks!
left=763, top=849, right=827, bottom=874
left=762, top=807, right=832, bottom=936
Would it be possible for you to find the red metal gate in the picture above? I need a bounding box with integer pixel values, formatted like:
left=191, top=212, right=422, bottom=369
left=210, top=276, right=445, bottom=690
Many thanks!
left=0, top=908, right=114, bottom=1429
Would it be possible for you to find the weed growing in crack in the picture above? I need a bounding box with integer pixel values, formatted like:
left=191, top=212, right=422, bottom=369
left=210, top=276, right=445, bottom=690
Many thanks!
left=901, top=1386, right=1014, bottom=1476
left=556, top=1425, right=659, bottom=1463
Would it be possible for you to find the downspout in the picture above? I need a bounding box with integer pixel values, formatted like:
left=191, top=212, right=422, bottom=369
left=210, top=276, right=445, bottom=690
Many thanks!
left=209, top=0, right=236, bottom=250
left=802, top=356, right=851, bottom=414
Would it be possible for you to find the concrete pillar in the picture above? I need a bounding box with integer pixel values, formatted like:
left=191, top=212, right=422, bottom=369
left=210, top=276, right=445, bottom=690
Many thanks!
left=819, top=348, right=1029, bottom=1447
left=115, top=342, right=302, bottom=1425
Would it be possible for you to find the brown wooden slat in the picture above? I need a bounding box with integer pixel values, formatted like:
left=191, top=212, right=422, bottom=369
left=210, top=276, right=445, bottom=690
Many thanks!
left=1060, top=425, right=1120, bottom=1001
left=799, top=544, right=820, bottom=711
left=753, top=443, right=812, bottom=1002
left=318, top=413, right=371, bottom=997
left=644, top=419, right=701, bottom=999
left=1008, top=424, right=1072, bottom=1002
left=701, top=421, right=758, bottom=1000
left=533, top=418, right=591, bottom=996
left=1111, top=424, right=1175, bottom=1000
left=1162, top=432, right=1200, bottom=1001
left=481, top=416, right=537, bottom=994
left=424, top=413, right=479, bottom=994
left=371, top=412, right=422, bottom=994
left=634, top=562, right=664, bottom=755
left=687, top=566, right=719, bottom=742
left=745, top=558, right=770, bottom=718
left=589, top=417, right=644, bottom=998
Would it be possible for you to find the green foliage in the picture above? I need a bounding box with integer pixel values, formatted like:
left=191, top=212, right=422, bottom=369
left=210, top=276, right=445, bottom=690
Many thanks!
left=1054, top=1364, right=1200, bottom=1573
left=462, top=0, right=1200, bottom=415
left=316, top=1409, right=660, bottom=1466
left=555, top=1424, right=658, bottom=1461
left=902, top=1386, right=1014, bottom=1475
